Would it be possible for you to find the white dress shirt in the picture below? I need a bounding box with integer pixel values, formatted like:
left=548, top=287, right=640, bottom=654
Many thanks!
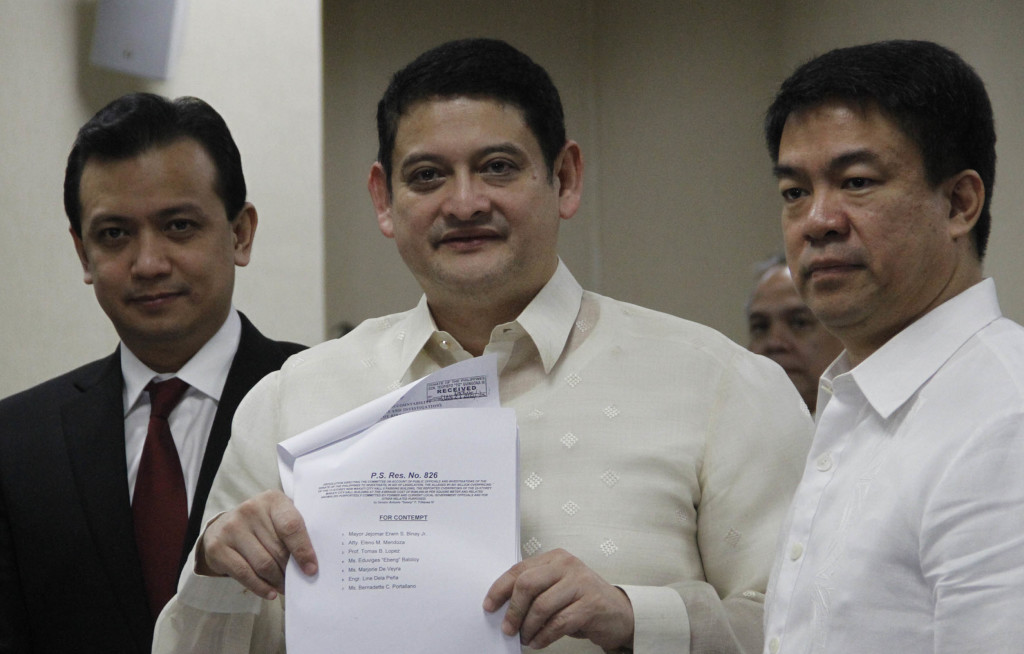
left=763, top=278, right=1024, bottom=654
left=122, top=308, right=241, bottom=512
left=155, top=263, right=812, bottom=654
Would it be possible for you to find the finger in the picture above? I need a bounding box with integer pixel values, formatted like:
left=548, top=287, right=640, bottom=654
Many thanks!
left=222, top=519, right=290, bottom=592
left=525, top=602, right=585, bottom=650
left=269, top=495, right=318, bottom=575
left=517, top=576, right=579, bottom=646
left=501, top=561, right=565, bottom=638
left=201, top=518, right=284, bottom=598
left=483, top=563, right=524, bottom=612
left=215, top=546, right=281, bottom=600
left=529, top=582, right=636, bottom=651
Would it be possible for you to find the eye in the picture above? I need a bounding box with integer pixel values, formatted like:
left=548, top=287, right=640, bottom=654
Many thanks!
left=788, top=312, right=816, bottom=332
left=99, top=226, right=127, bottom=240
left=748, top=318, right=768, bottom=336
left=780, top=186, right=806, bottom=202
left=482, top=159, right=516, bottom=176
left=167, top=219, right=194, bottom=232
left=163, top=217, right=201, bottom=239
left=406, top=166, right=444, bottom=190
left=843, top=177, right=873, bottom=190
left=92, top=225, right=131, bottom=248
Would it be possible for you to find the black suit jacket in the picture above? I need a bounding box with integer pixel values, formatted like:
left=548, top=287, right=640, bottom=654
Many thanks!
left=0, top=314, right=305, bottom=653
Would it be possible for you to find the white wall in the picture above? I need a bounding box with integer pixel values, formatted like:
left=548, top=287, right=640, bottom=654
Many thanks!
left=0, top=0, right=324, bottom=398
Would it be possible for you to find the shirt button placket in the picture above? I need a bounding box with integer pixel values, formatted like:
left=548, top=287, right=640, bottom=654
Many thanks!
left=816, top=452, right=834, bottom=472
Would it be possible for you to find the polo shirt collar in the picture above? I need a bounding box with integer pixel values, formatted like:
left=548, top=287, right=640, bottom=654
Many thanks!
left=824, top=278, right=1001, bottom=419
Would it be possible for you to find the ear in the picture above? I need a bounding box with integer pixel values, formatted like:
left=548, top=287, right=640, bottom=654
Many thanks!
left=231, top=203, right=258, bottom=267
left=70, top=227, right=94, bottom=285
left=554, top=140, right=583, bottom=221
left=946, top=169, right=984, bottom=241
left=368, top=162, right=396, bottom=238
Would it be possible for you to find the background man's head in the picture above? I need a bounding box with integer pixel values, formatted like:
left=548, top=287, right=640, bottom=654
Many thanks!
left=765, top=39, right=995, bottom=258
left=64, top=93, right=248, bottom=237
left=65, top=93, right=256, bottom=372
left=374, top=38, right=567, bottom=193
left=747, top=255, right=843, bottom=412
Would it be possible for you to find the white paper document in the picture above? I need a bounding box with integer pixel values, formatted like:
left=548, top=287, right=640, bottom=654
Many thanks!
left=278, top=356, right=520, bottom=653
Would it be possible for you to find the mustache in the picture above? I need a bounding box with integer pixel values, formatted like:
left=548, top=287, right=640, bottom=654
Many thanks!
left=798, top=250, right=866, bottom=279
left=429, top=216, right=509, bottom=246
left=124, top=285, right=189, bottom=302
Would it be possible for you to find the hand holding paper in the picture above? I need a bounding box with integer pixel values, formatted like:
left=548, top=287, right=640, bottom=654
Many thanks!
left=197, top=489, right=317, bottom=600
left=484, top=548, right=635, bottom=650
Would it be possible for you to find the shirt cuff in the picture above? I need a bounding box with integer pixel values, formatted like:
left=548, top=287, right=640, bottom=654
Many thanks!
left=617, top=585, right=690, bottom=654
left=178, top=566, right=263, bottom=614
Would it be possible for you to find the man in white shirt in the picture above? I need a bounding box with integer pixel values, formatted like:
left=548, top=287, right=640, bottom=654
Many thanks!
left=746, top=254, right=843, bottom=413
left=0, top=93, right=304, bottom=653
left=762, top=40, right=1024, bottom=653
left=155, top=39, right=812, bottom=654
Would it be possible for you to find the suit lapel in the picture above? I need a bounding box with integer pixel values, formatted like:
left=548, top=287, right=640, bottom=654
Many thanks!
left=60, top=351, right=153, bottom=644
left=183, top=314, right=298, bottom=563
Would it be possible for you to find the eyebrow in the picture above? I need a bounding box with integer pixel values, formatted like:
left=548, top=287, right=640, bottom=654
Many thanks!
left=154, top=204, right=205, bottom=219
left=774, top=148, right=882, bottom=179
left=399, top=142, right=527, bottom=171
left=87, top=203, right=205, bottom=227
left=479, top=143, right=527, bottom=158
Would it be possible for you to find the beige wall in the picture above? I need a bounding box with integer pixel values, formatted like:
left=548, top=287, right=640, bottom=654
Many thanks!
left=0, top=0, right=324, bottom=398
left=322, top=0, right=600, bottom=336
left=4, top=1, right=1023, bottom=397
left=774, top=0, right=1024, bottom=333
left=322, top=0, right=1024, bottom=350
left=322, top=0, right=785, bottom=339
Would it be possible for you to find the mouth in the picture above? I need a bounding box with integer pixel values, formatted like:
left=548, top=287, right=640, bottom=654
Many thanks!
left=128, top=290, right=187, bottom=309
left=803, top=258, right=865, bottom=281
left=436, top=228, right=503, bottom=250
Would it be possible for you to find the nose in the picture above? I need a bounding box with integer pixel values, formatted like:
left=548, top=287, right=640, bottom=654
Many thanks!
left=752, top=322, right=793, bottom=356
left=441, top=173, right=491, bottom=222
left=766, top=322, right=795, bottom=352
left=801, top=189, right=849, bottom=243
left=131, top=230, right=172, bottom=279
left=751, top=321, right=793, bottom=356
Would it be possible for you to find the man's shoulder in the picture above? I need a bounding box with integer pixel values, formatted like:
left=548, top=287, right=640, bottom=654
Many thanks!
left=0, top=355, right=116, bottom=409
left=961, top=316, right=1024, bottom=387
left=278, top=308, right=416, bottom=372
left=0, top=354, right=118, bottom=430
left=585, top=290, right=755, bottom=363
left=237, top=312, right=307, bottom=361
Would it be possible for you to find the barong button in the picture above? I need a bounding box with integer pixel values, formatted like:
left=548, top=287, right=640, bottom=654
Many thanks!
left=789, top=542, right=804, bottom=561
left=815, top=453, right=833, bottom=472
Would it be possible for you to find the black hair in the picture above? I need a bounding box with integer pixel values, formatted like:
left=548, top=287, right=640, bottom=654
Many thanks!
left=765, top=40, right=996, bottom=258
left=375, top=38, right=566, bottom=192
left=64, top=93, right=246, bottom=235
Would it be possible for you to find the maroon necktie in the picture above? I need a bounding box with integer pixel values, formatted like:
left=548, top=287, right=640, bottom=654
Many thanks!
left=133, top=377, right=190, bottom=619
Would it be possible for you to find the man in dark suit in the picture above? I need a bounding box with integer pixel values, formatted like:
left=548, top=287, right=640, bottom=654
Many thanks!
left=0, top=93, right=305, bottom=653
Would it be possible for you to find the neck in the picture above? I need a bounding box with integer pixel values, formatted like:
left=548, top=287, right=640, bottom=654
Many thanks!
left=844, top=262, right=983, bottom=367
left=129, top=345, right=198, bottom=374
left=428, top=296, right=534, bottom=357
